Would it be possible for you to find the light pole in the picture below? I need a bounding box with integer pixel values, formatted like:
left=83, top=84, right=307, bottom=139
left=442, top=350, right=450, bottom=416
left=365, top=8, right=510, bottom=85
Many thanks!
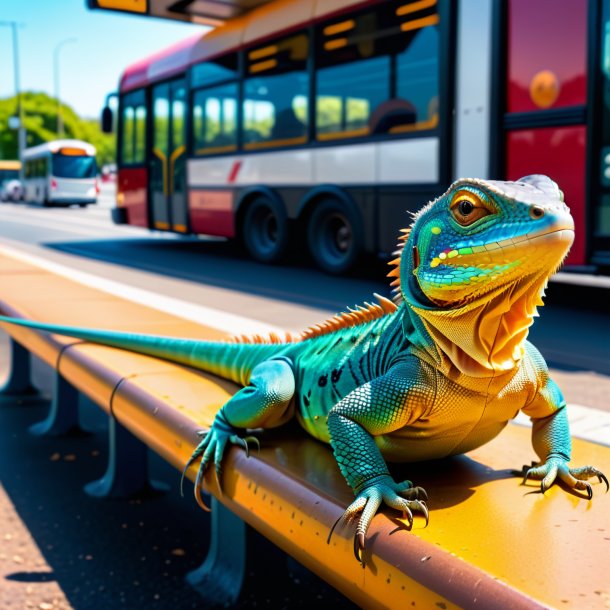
left=0, top=21, right=26, bottom=174
left=53, top=37, right=77, bottom=138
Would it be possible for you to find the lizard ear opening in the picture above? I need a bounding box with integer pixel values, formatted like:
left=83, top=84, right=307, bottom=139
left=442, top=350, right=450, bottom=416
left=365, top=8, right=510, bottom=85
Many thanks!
left=412, top=246, right=420, bottom=272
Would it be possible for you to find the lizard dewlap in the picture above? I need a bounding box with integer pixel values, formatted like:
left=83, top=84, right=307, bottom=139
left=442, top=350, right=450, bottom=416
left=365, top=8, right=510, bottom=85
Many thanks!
left=0, top=175, right=606, bottom=566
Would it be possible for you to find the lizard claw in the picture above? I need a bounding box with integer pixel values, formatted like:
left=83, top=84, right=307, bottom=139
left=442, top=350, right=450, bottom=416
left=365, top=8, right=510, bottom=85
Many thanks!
left=185, top=414, right=261, bottom=511
left=327, top=475, right=428, bottom=567
left=521, top=457, right=607, bottom=500
left=354, top=531, right=366, bottom=565
left=229, top=434, right=261, bottom=458
left=244, top=435, right=261, bottom=454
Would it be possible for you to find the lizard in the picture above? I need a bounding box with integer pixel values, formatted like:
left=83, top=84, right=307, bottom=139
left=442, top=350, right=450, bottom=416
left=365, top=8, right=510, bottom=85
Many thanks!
left=0, top=174, right=607, bottom=565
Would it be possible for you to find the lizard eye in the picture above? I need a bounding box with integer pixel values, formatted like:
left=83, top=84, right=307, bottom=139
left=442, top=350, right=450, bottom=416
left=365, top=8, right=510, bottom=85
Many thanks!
left=450, top=191, right=494, bottom=226
left=458, top=200, right=474, bottom=216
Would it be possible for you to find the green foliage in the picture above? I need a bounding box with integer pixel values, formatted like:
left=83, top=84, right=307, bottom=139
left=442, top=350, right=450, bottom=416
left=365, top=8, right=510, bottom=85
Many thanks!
left=0, top=92, right=115, bottom=166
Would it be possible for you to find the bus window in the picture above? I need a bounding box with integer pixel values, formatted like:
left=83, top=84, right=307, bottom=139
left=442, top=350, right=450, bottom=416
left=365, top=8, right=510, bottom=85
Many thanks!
left=120, top=89, right=147, bottom=165
left=193, top=83, right=238, bottom=154
left=52, top=152, right=96, bottom=179
left=135, top=105, right=146, bottom=162
left=316, top=3, right=439, bottom=140
left=122, top=105, right=135, bottom=163
left=192, top=53, right=238, bottom=88
left=395, top=20, right=439, bottom=133
left=243, top=32, right=309, bottom=149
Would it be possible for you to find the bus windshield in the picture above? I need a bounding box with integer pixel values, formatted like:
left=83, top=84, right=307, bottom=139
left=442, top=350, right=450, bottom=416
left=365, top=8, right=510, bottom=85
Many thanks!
left=52, top=153, right=97, bottom=179
left=0, top=169, right=19, bottom=182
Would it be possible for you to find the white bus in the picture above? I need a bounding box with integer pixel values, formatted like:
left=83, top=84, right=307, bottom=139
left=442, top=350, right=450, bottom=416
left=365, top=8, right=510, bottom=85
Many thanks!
left=22, top=140, right=98, bottom=207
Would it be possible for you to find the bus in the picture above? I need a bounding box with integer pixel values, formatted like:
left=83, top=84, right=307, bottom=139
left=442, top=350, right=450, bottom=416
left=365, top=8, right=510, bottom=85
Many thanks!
left=22, top=140, right=98, bottom=207
left=104, top=0, right=610, bottom=274
left=0, top=160, right=22, bottom=202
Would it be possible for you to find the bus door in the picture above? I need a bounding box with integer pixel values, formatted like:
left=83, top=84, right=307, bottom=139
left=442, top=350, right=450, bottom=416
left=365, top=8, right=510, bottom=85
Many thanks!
left=150, top=78, right=188, bottom=232
left=593, top=1, right=610, bottom=266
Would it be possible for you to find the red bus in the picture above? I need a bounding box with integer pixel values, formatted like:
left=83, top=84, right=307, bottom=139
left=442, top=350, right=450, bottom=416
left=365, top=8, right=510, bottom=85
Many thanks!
left=105, top=0, right=610, bottom=273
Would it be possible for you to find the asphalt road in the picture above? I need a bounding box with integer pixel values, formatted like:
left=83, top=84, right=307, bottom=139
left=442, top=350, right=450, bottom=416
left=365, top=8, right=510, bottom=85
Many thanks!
left=0, top=185, right=608, bottom=609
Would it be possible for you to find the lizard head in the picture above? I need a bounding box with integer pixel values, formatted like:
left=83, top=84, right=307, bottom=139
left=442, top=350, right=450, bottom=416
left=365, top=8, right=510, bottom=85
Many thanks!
left=392, top=175, right=574, bottom=309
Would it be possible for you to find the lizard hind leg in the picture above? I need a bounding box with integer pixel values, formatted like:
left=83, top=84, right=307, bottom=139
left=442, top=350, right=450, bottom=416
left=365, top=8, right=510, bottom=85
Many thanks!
left=185, top=358, right=296, bottom=510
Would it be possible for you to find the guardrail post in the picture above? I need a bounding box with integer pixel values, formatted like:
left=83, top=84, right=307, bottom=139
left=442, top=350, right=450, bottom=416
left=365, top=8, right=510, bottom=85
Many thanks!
left=0, top=338, right=43, bottom=404
left=186, top=497, right=246, bottom=605
left=29, top=372, right=82, bottom=436
left=186, top=497, right=290, bottom=605
left=84, top=416, right=168, bottom=498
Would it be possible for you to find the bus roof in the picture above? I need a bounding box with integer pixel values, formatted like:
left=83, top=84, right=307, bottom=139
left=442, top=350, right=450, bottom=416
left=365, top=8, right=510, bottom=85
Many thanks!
left=119, top=0, right=367, bottom=93
left=23, top=140, right=96, bottom=159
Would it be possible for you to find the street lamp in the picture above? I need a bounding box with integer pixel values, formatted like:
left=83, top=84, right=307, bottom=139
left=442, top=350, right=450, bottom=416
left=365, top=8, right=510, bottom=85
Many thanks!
left=54, top=37, right=77, bottom=138
left=0, top=21, right=26, bottom=174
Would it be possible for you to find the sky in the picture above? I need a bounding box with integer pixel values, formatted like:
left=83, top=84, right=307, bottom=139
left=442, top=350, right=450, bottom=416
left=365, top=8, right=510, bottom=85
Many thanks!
left=0, top=0, right=207, bottom=118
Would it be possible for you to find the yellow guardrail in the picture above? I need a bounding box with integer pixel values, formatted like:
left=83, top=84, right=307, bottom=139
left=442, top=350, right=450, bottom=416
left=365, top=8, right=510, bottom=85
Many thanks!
left=0, top=248, right=609, bottom=609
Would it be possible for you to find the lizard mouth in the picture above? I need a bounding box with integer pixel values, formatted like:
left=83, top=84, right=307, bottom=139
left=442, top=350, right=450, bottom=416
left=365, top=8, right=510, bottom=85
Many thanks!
left=430, top=227, right=574, bottom=269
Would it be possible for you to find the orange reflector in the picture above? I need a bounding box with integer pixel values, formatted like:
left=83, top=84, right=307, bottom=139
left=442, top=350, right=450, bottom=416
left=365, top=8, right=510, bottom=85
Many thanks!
left=59, top=147, right=88, bottom=156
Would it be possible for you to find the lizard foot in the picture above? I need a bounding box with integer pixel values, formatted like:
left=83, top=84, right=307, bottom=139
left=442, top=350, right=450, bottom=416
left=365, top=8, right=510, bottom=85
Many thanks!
left=327, top=475, right=428, bottom=567
left=521, top=455, right=609, bottom=499
left=181, top=412, right=260, bottom=511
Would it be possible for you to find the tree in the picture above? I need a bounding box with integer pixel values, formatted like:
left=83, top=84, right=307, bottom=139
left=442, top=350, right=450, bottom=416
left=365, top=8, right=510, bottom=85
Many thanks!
left=0, top=92, right=115, bottom=166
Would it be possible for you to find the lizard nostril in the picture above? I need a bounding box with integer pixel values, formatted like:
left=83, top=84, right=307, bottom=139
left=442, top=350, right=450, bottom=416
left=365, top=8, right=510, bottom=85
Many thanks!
left=530, top=206, right=545, bottom=219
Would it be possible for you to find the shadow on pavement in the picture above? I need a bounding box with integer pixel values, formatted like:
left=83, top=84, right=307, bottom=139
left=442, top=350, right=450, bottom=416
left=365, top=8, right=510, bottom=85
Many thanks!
left=45, top=237, right=390, bottom=312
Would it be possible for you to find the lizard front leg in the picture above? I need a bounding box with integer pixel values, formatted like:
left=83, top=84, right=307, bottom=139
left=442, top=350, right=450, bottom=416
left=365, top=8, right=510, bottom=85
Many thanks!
left=326, top=360, right=432, bottom=565
left=523, top=406, right=608, bottom=497
left=184, top=358, right=295, bottom=510
left=521, top=374, right=608, bottom=496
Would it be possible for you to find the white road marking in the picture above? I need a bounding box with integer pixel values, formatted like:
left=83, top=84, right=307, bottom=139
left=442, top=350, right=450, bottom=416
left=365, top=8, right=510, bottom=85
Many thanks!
left=0, top=242, right=285, bottom=337
left=553, top=271, right=610, bottom=289
left=0, top=214, right=109, bottom=238
left=0, top=205, right=154, bottom=237
left=512, top=404, right=610, bottom=447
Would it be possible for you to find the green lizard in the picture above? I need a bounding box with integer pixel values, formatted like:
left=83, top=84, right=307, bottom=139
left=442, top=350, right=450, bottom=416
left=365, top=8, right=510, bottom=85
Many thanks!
left=1, top=175, right=607, bottom=565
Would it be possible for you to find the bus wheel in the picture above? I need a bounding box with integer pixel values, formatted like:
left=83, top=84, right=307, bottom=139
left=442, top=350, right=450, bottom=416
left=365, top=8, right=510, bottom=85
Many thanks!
left=242, top=197, right=288, bottom=264
left=307, top=199, right=361, bottom=274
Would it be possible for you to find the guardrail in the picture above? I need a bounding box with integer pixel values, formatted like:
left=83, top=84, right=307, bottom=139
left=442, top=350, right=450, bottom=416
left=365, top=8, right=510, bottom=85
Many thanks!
left=1, top=249, right=608, bottom=609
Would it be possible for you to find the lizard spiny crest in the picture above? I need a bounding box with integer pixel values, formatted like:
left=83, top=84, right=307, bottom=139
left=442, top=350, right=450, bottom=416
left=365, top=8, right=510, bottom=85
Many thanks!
left=227, top=294, right=397, bottom=345
left=387, top=227, right=411, bottom=305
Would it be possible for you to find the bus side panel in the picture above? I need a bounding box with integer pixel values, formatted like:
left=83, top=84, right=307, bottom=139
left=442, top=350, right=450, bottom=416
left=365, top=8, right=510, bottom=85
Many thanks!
left=118, top=167, right=148, bottom=227
left=505, top=125, right=586, bottom=266
left=189, top=190, right=236, bottom=238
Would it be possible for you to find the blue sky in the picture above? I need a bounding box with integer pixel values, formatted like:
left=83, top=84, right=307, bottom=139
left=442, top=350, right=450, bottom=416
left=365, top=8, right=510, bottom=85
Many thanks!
left=0, top=0, right=206, bottom=118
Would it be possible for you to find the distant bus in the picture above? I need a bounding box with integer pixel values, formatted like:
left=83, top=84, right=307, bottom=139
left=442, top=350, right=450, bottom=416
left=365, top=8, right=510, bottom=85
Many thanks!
left=22, top=140, right=98, bottom=207
left=0, top=160, right=22, bottom=202
left=105, top=0, right=610, bottom=273
left=0, top=159, right=21, bottom=183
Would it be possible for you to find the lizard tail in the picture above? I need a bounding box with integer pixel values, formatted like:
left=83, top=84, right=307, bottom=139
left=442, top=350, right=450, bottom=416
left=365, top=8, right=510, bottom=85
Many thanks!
left=0, top=315, right=282, bottom=385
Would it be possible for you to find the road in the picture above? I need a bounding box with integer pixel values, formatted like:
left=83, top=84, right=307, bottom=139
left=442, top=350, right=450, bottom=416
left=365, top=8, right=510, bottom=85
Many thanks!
left=0, top=185, right=608, bottom=609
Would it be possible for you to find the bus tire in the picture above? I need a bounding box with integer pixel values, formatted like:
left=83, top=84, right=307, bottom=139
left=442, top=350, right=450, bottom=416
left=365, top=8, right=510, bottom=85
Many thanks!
left=306, top=198, right=361, bottom=275
left=242, top=196, right=288, bottom=264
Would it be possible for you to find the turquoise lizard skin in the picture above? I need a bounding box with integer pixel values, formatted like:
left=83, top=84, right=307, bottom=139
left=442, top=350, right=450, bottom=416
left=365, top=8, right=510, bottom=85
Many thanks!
left=1, top=175, right=607, bottom=564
